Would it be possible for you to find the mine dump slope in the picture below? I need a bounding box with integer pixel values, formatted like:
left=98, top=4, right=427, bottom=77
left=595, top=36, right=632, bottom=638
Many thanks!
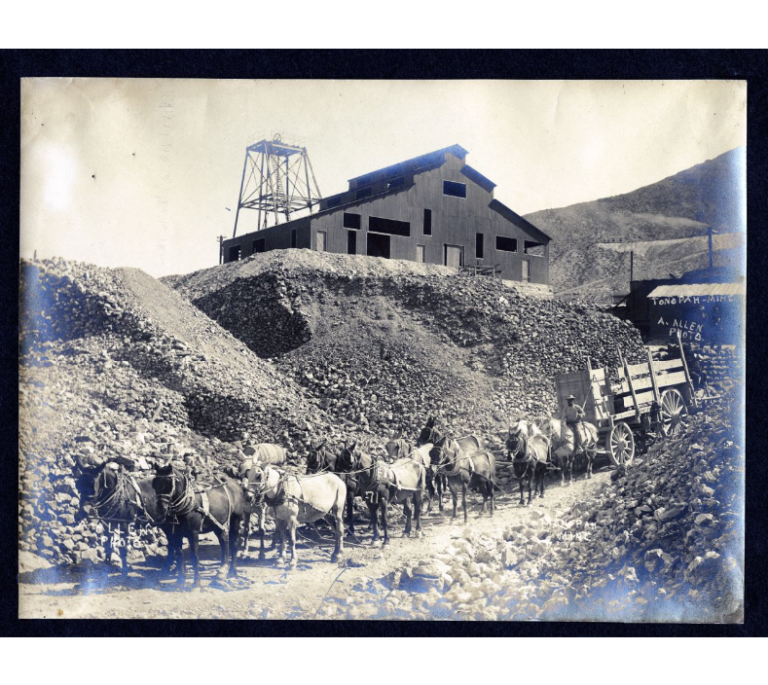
left=20, top=258, right=340, bottom=567
left=21, top=251, right=644, bottom=569
left=165, top=250, right=647, bottom=442
left=19, top=253, right=743, bottom=622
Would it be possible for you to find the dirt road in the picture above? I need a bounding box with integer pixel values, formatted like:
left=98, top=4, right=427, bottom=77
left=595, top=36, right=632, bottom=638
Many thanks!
left=19, top=471, right=610, bottom=620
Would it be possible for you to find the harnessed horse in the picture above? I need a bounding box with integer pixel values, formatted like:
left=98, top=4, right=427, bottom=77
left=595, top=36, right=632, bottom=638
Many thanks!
left=151, top=464, right=248, bottom=587
left=385, top=434, right=435, bottom=513
left=306, top=438, right=339, bottom=475
left=536, top=417, right=599, bottom=484
left=416, top=416, right=451, bottom=511
left=334, top=440, right=381, bottom=536
left=241, top=464, right=346, bottom=569
left=338, top=443, right=427, bottom=544
left=84, top=462, right=183, bottom=577
left=506, top=421, right=550, bottom=506
left=422, top=422, right=497, bottom=523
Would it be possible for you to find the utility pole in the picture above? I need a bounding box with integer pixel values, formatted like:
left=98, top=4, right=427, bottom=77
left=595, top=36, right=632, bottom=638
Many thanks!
left=707, top=225, right=714, bottom=269
left=630, top=249, right=634, bottom=282
left=218, top=235, right=225, bottom=265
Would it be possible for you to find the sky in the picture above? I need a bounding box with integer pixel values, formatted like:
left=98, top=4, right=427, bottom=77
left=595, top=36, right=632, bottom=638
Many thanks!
left=20, top=79, right=746, bottom=278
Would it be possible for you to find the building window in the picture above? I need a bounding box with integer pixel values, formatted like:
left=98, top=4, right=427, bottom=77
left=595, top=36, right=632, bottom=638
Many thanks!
left=476, top=233, right=484, bottom=260
left=347, top=230, right=356, bottom=255
left=443, top=180, right=467, bottom=198
left=356, top=186, right=372, bottom=200
left=291, top=229, right=297, bottom=248
left=252, top=238, right=266, bottom=254
left=496, top=236, right=518, bottom=253
left=522, top=259, right=530, bottom=282
left=317, top=231, right=327, bottom=252
left=423, top=209, right=432, bottom=235
left=388, top=176, right=405, bottom=189
left=343, top=212, right=361, bottom=229
left=228, top=245, right=242, bottom=262
left=524, top=240, right=546, bottom=257
left=416, top=244, right=425, bottom=263
left=326, top=196, right=342, bottom=209
left=369, top=216, right=411, bottom=237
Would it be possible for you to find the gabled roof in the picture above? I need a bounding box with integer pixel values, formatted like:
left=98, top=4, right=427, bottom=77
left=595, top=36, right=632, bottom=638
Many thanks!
left=312, top=183, right=415, bottom=220
left=647, top=283, right=745, bottom=299
left=489, top=199, right=551, bottom=243
left=460, top=165, right=496, bottom=193
left=347, top=144, right=468, bottom=186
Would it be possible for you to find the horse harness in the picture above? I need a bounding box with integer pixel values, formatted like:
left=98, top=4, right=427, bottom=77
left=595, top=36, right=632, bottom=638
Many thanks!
left=430, top=427, right=485, bottom=480
left=506, top=431, right=533, bottom=481
left=158, top=468, right=233, bottom=534
left=91, top=469, right=155, bottom=525
left=507, top=431, right=556, bottom=480
left=245, top=472, right=330, bottom=516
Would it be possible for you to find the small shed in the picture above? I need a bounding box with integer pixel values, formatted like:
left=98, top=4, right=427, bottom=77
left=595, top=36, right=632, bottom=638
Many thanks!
left=647, top=282, right=745, bottom=345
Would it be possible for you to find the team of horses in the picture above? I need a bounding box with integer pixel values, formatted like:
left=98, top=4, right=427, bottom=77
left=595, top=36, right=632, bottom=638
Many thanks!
left=77, top=415, right=599, bottom=585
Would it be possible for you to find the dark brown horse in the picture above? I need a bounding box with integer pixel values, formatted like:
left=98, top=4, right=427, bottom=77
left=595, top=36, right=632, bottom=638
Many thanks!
left=338, top=445, right=426, bottom=544
left=428, top=433, right=497, bottom=522
left=81, top=462, right=183, bottom=577
left=306, top=438, right=339, bottom=475
left=416, top=417, right=449, bottom=511
left=335, top=441, right=376, bottom=537
left=151, top=464, right=249, bottom=587
left=506, top=421, right=550, bottom=506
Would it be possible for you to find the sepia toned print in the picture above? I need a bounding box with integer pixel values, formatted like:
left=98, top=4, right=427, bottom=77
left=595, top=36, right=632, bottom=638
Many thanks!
left=19, top=79, right=745, bottom=621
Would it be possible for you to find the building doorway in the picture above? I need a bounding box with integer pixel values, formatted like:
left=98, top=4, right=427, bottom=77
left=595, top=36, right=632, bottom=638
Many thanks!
left=444, top=244, right=464, bottom=269
left=367, top=233, right=391, bottom=259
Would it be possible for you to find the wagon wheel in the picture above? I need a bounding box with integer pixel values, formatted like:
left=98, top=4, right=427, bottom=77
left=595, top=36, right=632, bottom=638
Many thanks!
left=660, top=388, right=689, bottom=436
left=608, top=422, right=635, bottom=467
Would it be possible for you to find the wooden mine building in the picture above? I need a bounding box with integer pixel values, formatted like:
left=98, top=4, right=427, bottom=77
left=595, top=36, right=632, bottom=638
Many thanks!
left=222, top=144, right=551, bottom=286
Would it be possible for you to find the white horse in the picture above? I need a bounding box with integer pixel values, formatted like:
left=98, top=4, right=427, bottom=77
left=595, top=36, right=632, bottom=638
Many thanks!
left=241, top=465, right=346, bottom=569
left=536, top=417, right=599, bottom=483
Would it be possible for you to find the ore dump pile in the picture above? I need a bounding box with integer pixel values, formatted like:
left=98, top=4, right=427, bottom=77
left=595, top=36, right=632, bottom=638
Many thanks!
left=19, top=258, right=338, bottom=568
left=166, top=249, right=647, bottom=442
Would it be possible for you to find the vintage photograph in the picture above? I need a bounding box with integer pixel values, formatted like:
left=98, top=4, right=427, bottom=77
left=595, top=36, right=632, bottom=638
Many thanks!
left=18, top=78, right=745, bottom=621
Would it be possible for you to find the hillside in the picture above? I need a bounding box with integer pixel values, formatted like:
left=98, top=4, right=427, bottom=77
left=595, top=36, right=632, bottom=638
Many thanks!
left=525, top=148, right=746, bottom=299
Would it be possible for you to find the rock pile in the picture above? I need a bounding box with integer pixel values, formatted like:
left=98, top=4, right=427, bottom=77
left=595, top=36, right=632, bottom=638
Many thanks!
left=695, top=346, right=744, bottom=397
left=168, top=250, right=647, bottom=439
left=19, top=257, right=359, bottom=567
left=319, top=396, right=743, bottom=621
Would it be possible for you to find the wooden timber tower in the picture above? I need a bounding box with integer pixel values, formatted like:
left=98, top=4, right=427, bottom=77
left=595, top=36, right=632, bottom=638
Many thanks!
left=232, top=134, right=322, bottom=238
